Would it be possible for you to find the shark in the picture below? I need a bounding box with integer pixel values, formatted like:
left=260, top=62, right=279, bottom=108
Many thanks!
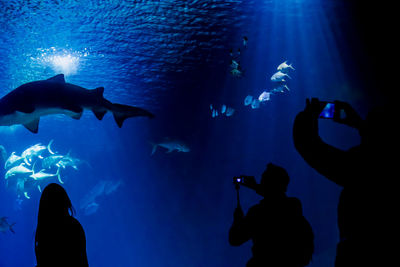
left=151, top=139, right=190, bottom=155
left=0, top=74, right=154, bottom=133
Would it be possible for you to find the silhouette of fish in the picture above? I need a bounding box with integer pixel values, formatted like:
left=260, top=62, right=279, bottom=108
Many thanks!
left=0, top=74, right=154, bottom=133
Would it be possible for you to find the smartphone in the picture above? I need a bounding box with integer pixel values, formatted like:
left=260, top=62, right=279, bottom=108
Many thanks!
left=234, top=177, right=244, bottom=184
left=319, top=101, right=346, bottom=120
left=319, top=102, right=336, bottom=119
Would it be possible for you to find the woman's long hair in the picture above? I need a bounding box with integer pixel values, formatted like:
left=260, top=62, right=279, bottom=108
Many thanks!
left=35, top=183, right=75, bottom=250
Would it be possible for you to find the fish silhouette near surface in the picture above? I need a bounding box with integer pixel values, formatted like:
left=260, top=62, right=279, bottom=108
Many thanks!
left=0, top=74, right=154, bottom=133
left=80, top=179, right=123, bottom=216
left=151, top=139, right=190, bottom=155
left=0, top=217, right=15, bottom=234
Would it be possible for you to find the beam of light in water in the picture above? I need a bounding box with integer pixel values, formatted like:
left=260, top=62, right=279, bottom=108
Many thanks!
left=32, top=47, right=91, bottom=77
left=49, top=54, right=79, bottom=76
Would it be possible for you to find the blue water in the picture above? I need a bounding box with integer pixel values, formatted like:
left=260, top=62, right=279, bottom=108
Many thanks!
left=0, top=1, right=386, bottom=266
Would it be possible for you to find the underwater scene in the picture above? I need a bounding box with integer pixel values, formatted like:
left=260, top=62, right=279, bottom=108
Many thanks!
left=0, top=0, right=391, bottom=267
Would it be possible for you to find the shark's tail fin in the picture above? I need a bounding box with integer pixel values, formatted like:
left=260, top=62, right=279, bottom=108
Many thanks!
left=9, top=222, right=16, bottom=234
left=150, top=143, right=158, bottom=155
left=111, top=103, right=154, bottom=128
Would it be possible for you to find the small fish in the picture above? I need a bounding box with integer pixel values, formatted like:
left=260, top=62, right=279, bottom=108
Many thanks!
left=80, top=181, right=108, bottom=210
left=270, top=71, right=291, bottom=82
left=221, top=105, right=227, bottom=114
left=230, top=68, right=243, bottom=77
left=243, top=36, right=248, bottom=47
left=57, top=155, right=82, bottom=170
left=21, top=140, right=55, bottom=165
left=209, top=104, right=213, bottom=110
left=41, top=154, right=64, bottom=169
left=271, top=84, right=290, bottom=94
left=0, top=217, right=15, bottom=234
left=4, top=152, right=25, bottom=169
left=244, top=95, right=253, bottom=106
left=5, top=163, right=33, bottom=180
left=277, top=60, right=295, bottom=72
left=30, top=167, right=62, bottom=184
left=258, top=91, right=271, bottom=102
left=251, top=99, right=260, bottom=109
left=151, top=139, right=190, bottom=155
left=230, top=59, right=239, bottom=69
left=212, top=109, right=218, bottom=118
left=104, top=180, right=123, bottom=195
left=229, top=49, right=233, bottom=57
left=80, top=179, right=122, bottom=215
left=225, top=107, right=235, bottom=117
left=84, top=202, right=99, bottom=216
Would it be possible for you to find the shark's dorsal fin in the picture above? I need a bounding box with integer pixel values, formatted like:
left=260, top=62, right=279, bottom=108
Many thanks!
left=23, top=119, right=40, bottom=134
left=47, top=74, right=65, bottom=83
left=97, top=87, right=104, bottom=96
left=91, top=87, right=104, bottom=98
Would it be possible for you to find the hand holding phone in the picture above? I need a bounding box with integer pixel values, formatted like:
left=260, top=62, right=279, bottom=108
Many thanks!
left=319, top=102, right=336, bottom=119
left=319, top=100, right=363, bottom=129
left=233, top=175, right=256, bottom=189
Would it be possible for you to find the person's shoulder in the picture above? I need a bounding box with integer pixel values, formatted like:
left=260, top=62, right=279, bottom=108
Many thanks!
left=246, top=202, right=263, bottom=215
left=287, top=197, right=303, bottom=214
left=66, top=216, right=85, bottom=232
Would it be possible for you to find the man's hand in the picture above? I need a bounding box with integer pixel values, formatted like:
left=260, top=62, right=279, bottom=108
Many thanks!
left=304, top=98, right=326, bottom=119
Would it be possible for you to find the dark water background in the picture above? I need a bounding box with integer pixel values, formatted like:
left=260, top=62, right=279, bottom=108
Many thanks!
left=0, top=0, right=393, bottom=266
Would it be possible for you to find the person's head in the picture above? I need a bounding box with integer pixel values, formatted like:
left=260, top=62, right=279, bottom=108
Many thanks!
left=37, top=183, right=74, bottom=222
left=260, top=163, right=290, bottom=195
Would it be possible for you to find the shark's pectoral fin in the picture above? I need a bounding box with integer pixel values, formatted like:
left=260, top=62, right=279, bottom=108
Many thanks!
left=23, top=119, right=40, bottom=133
left=47, top=74, right=65, bottom=83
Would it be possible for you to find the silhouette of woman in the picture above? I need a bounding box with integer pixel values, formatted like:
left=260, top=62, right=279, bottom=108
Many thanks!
left=35, top=183, right=89, bottom=267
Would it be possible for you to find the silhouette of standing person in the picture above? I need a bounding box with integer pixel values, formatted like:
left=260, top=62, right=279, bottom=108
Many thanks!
left=229, top=163, right=314, bottom=267
left=35, top=183, right=89, bottom=267
left=293, top=98, right=396, bottom=266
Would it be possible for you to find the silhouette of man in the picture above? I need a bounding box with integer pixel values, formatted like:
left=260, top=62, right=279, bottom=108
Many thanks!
left=293, top=98, right=396, bottom=266
left=229, top=163, right=314, bottom=267
left=35, top=183, right=89, bottom=267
